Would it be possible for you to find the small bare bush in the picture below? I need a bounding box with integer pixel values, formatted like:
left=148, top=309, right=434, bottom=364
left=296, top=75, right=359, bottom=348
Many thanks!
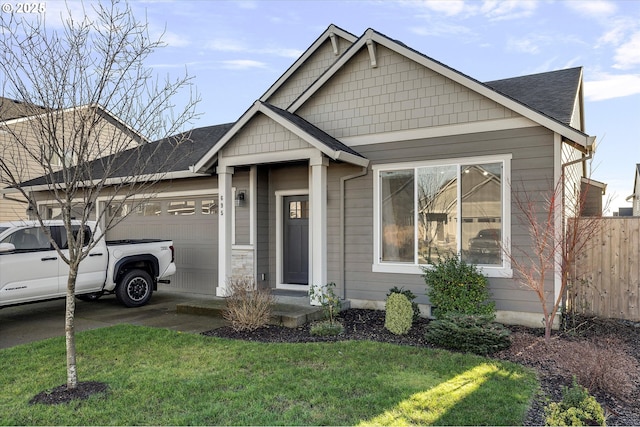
left=223, top=277, right=275, bottom=332
left=504, top=332, right=639, bottom=402
left=559, top=338, right=639, bottom=401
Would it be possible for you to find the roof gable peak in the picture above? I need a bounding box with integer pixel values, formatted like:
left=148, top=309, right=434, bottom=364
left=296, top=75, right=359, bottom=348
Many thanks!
left=288, top=27, right=592, bottom=149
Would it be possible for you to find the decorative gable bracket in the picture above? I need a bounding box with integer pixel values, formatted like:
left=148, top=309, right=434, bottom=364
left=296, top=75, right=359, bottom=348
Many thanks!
left=366, top=38, right=377, bottom=68
left=329, top=32, right=339, bottom=56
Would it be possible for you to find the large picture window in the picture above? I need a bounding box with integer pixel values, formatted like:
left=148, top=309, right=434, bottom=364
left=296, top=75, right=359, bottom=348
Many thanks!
left=374, top=155, right=511, bottom=277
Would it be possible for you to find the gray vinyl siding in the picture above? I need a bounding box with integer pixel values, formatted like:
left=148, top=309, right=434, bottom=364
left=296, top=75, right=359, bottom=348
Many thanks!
left=342, top=126, right=556, bottom=314
left=325, top=163, right=364, bottom=295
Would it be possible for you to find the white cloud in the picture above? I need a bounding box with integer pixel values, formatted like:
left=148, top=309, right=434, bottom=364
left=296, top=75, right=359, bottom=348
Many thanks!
left=412, top=0, right=536, bottom=20
left=507, top=37, right=541, bottom=54
left=584, top=73, right=640, bottom=101
left=235, top=1, right=259, bottom=10
left=419, top=0, right=467, bottom=16
left=613, top=31, right=640, bottom=70
left=480, top=0, right=537, bottom=21
left=261, top=47, right=303, bottom=59
left=160, top=31, right=191, bottom=48
left=220, top=59, right=267, bottom=70
left=205, top=38, right=248, bottom=52
left=564, top=0, right=617, bottom=17
left=205, top=38, right=301, bottom=58
left=410, top=22, right=472, bottom=37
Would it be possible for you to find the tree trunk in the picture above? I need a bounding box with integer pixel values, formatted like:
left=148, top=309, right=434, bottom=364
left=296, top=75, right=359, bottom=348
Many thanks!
left=65, top=268, right=78, bottom=390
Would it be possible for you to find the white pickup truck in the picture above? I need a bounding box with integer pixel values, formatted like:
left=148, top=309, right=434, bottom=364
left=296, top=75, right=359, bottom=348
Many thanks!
left=0, top=220, right=176, bottom=308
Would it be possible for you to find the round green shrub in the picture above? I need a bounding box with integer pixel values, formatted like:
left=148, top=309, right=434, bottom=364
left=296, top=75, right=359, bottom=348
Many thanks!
left=544, top=379, right=606, bottom=426
left=424, top=314, right=511, bottom=355
left=386, top=286, right=421, bottom=321
left=384, top=292, right=414, bottom=335
left=423, top=254, right=495, bottom=318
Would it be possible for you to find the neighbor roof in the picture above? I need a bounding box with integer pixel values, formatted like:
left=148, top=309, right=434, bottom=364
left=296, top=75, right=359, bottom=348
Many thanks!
left=0, top=97, right=48, bottom=121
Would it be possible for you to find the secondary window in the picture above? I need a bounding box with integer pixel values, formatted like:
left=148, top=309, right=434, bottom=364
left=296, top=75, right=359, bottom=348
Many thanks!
left=375, top=155, right=510, bottom=274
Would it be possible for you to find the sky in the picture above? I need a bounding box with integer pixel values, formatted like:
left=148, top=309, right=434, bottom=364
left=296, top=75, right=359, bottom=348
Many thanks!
left=34, top=0, right=640, bottom=213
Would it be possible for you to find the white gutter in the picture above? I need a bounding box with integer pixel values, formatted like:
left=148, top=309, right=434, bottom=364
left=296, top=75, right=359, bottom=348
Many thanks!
left=3, top=170, right=209, bottom=194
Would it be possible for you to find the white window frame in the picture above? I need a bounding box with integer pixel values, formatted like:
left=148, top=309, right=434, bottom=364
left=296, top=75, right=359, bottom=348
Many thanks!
left=372, top=154, right=512, bottom=278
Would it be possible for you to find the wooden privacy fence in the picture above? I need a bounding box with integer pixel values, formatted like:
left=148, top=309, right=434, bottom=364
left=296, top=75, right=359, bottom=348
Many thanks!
left=572, top=217, right=640, bottom=321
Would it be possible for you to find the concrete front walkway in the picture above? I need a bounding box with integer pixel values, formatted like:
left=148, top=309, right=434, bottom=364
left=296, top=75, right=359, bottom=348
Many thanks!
left=177, top=289, right=325, bottom=328
left=0, top=288, right=323, bottom=350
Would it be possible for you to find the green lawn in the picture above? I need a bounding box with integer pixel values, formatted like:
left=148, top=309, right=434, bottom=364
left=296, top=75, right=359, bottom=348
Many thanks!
left=0, top=325, right=538, bottom=425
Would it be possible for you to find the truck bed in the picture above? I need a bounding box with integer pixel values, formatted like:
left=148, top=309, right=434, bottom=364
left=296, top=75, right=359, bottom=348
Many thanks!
left=106, top=239, right=170, bottom=246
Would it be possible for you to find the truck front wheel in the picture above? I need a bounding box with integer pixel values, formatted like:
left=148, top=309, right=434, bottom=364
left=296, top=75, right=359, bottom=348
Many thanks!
left=116, top=269, right=153, bottom=307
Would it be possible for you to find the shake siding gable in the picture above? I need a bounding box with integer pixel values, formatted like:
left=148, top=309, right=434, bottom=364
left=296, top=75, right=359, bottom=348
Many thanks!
left=296, top=46, right=520, bottom=140
left=220, top=113, right=313, bottom=158
left=266, top=38, right=349, bottom=109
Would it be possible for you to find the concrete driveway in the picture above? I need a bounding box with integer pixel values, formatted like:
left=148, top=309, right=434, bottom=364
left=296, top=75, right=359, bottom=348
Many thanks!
left=0, top=289, right=227, bottom=349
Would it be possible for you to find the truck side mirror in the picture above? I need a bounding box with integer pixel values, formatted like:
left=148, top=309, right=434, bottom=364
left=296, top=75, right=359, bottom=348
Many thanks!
left=0, top=243, right=16, bottom=253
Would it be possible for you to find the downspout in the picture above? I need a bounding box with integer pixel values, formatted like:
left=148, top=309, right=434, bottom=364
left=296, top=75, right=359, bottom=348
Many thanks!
left=559, top=138, right=594, bottom=323
left=339, top=166, right=369, bottom=300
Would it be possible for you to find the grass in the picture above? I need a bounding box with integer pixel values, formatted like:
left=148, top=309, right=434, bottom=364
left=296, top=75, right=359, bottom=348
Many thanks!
left=0, top=325, right=538, bottom=425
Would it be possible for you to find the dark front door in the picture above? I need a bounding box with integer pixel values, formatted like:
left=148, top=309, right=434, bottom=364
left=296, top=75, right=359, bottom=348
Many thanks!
left=283, top=195, right=309, bottom=285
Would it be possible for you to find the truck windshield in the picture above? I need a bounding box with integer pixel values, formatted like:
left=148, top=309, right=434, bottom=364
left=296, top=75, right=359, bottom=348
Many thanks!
left=0, top=227, right=8, bottom=235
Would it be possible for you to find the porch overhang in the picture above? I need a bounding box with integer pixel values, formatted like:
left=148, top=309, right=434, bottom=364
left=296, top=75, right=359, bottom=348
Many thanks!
left=191, top=101, right=369, bottom=174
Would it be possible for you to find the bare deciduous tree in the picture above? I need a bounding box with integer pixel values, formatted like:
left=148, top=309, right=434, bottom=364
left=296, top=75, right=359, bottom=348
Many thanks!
left=505, top=157, right=606, bottom=342
left=0, top=1, right=199, bottom=390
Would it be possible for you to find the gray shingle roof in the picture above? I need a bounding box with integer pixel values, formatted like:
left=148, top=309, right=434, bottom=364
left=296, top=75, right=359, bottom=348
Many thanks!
left=360, top=29, right=582, bottom=128
left=484, top=67, right=582, bottom=126
left=260, top=102, right=365, bottom=158
left=18, top=123, right=234, bottom=188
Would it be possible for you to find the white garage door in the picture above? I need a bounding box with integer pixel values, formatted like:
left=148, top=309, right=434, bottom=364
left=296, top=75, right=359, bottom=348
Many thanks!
left=106, top=196, right=218, bottom=295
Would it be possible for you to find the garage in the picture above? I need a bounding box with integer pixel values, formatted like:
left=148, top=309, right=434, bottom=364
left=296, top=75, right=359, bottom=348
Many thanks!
left=106, top=195, right=218, bottom=295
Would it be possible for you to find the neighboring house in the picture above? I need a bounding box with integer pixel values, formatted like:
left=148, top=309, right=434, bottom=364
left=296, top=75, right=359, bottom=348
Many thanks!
left=615, top=207, right=633, bottom=217
left=0, top=98, right=144, bottom=221
left=17, top=25, right=598, bottom=327
left=580, top=177, right=606, bottom=217
left=626, top=164, right=640, bottom=216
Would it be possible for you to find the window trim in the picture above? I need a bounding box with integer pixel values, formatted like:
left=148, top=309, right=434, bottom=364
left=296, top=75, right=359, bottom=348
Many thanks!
left=372, top=154, right=512, bottom=278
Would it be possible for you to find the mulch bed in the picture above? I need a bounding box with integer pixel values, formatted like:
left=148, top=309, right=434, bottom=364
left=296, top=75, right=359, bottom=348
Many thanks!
left=205, top=309, right=640, bottom=426
left=29, top=381, right=109, bottom=405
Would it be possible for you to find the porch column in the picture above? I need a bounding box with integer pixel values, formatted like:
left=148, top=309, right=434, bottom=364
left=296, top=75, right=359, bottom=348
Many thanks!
left=217, top=166, right=234, bottom=297
left=309, top=156, right=328, bottom=305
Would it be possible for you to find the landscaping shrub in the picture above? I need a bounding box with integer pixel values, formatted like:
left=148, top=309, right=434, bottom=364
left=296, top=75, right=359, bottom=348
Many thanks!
left=309, top=282, right=343, bottom=336
left=386, top=286, right=420, bottom=321
left=424, top=314, right=511, bottom=355
left=223, top=277, right=275, bottom=331
left=544, top=378, right=606, bottom=426
left=309, top=282, right=342, bottom=325
left=384, top=292, right=413, bottom=335
left=310, top=320, right=344, bottom=336
left=423, top=254, right=495, bottom=318
left=555, top=337, right=639, bottom=402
